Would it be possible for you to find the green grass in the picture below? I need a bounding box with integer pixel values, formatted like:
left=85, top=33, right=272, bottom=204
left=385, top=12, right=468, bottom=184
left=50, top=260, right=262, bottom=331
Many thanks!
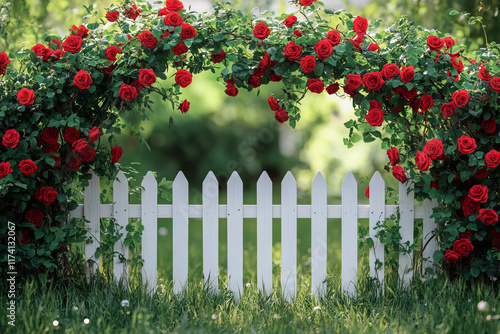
left=2, top=274, right=499, bottom=333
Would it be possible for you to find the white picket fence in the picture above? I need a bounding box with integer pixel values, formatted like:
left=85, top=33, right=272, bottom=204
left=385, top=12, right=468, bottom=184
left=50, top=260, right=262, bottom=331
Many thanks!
left=70, top=170, right=438, bottom=300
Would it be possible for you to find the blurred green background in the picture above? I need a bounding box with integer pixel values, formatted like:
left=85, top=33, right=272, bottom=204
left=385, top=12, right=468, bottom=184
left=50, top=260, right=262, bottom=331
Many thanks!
left=2, top=0, right=499, bottom=284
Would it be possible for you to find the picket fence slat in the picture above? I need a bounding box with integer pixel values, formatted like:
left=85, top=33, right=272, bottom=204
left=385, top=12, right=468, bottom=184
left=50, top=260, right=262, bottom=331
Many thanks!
left=113, top=171, right=129, bottom=283
left=227, top=172, right=243, bottom=300
left=281, top=172, right=297, bottom=302
left=369, top=172, right=385, bottom=286
left=73, top=170, right=439, bottom=300
left=203, top=172, right=219, bottom=292
left=257, top=172, right=273, bottom=295
left=399, top=181, right=414, bottom=287
left=311, top=172, right=327, bottom=299
left=84, top=171, right=100, bottom=283
left=142, top=172, right=157, bottom=292
left=173, top=171, right=189, bottom=294
left=341, top=172, right=357, bottom=296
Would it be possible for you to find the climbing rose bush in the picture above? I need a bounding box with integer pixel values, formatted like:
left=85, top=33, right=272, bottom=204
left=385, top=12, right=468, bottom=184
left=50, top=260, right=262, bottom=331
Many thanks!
left=0, top=0, right=498, bottom=281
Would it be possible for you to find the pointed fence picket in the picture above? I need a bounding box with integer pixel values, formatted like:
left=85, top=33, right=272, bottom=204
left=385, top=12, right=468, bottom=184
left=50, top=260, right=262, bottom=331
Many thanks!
left=72, top=170, right=438, bottom=299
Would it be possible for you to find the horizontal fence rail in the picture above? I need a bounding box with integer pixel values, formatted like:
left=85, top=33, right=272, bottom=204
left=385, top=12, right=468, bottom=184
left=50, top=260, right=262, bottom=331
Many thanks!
left=71, top=170, right=438, bottom=300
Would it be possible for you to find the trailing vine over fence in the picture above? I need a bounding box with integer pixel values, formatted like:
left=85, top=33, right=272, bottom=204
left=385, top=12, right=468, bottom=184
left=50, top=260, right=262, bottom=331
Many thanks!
left=0, top=0, right=499, bottom=281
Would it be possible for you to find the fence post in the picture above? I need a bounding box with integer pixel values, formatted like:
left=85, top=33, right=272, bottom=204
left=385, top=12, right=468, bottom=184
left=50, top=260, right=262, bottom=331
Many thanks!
left=398, top=181, right=414, bottom=287
left=203, top=172, right=219, bottom=292
left=341, top=172, right=358, bottom=296
left=173, top=171, right=189, bottom=294
left=113, top=171, right=129, bottom=284
left=311, top=172, right=327, bottom=299
left=369, top=172, right=385, bottom=287
left=257, top=171, right=273, bottom=295
left=84, top=170, right=100, bottom=283
left=281, top=171, right=297, bottom=302
left=227, top=172, right=243, bottom=301
left=141, top=171, right=157, bottom=292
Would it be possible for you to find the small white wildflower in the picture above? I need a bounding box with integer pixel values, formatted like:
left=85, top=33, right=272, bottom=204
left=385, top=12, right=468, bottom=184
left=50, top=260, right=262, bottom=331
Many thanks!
left=52, top=320, right=59, bottom=326
left=211, top=314, right=218, bottom=320
left=121, top=300, right=130, bottom=307
left=158, top=227, right=168, bottom=236
left=245, top=282, right=251, bottom=288
left=72, top=306, right=78, bottom=311
left=313, top=306, right=321, bottom=311
left=477, top=301, right=489, bottom=312
left=273, top=314, right=281, bottom=319
left=84, top=318, right=90, bottom=324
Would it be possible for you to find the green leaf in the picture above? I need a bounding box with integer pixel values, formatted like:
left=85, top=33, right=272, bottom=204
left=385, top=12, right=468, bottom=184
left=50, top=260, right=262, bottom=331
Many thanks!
left=351, top=132, right=362, bottom=143
left=470, top=267, right=480, bottom=278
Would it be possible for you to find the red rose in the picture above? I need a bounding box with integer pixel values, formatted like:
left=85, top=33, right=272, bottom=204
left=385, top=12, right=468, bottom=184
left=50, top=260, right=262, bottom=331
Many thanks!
left=365, top=187, right=369, bottom=198
left=363, top=71, right=385, bottom=91
left=343, top=86, right=357, bottom=98
left=26, top=209, right=43, bottom=227
left=163, top=10, right=183, bottom=27
left=20, top=229, right=30, bottom=244
left=180, top=23, right=197, bottom=41
left=457, top=135, right=476, bottom=154
left=326, top=83, right=340, bottom=95
left=368, top=43, right=380, bottom=51
left=424, top=138, right=443, bottom=160
left=106, top=10, right=119, bottom=22
left=293, top=30, right=303, bottom=37
left=225, top=85, right=238, bottom=97
left=307, top=78, right=324, bottom=94
left=283, top=15, right=297, bottom=28
left=19, top=160, right=37, bottom=176
left=0, top=52, right=10, bottom=75
left=62, top=35, right=83, bottom=53
left=349, top=35, right=363, bottom=50
left=326, top=30, right=341, bottom=46
left=269, top=70, right=282, bottom=82
left=418, top=94, right=434, bottom=112
left=474, top=166, right=488, bottom=179
left=125, top=3, right=141, bottom=20
left=493, top=237, right=500, bottom=251
left=452, top=89, right=469, bottom=107
left=452, top=238, right=474, bottom=257
left=275, top=108, right=290, bottom=123
left=138, top=31, right=158, bottom=49
left=365, top=108, right=383, bottom=126
left=451, top=58, right=464, bottom=72
left=441, top=102, right=455, bottom=117
left=179, top=99, right=190, bottom=113
left=70, top=24, right=89, bottom=38
left=36, top=187, right=58, bottom=205
left=211, top=50, right=226, bottom=63
left=491, top=77, right=500, bottom=93
left=248, top=75, right=262, bottom=88
left=404, top=88, right=417, bottom=100
left=111, top=145, right=123, bottom=164
left=166, top=0, right=184, bottom=11
left=478, top=63, right=492, bottom=82
left=119, top=84, right=139, bottom=101
left=481, top=117, right=496, bottom=134
left=461, top=196, right=480, bottom=217
left=426, top=35, right=444, bottom=51
left=299, top=0, right=315, bottom=6
left=387, top=147, right=400, bottom=166
left=300, top=55, right=316, bottom=73
left=88, top=127, right=100, bottom=144
left=284, top=41, right=303, bottom=61
left=158, top=8, right=168, bottom=16
left=381, top=63, right=400, bottom=80
left=175, top=69, right=192, bottom=88
left=468, top=184, right=488, bottom=203
left=400, top=66, right=414, bottom=83
left=73, top=140, right=95, bottom=163
left=346, top=73, right=362, bottom=90
left=444, top=36, right=456, bottom=49
left=172, top=43, right=188, bottom=56
left=253, top=22, right=270, bottom=40
left=0, top=162, right=12, bottom=178
left=41, top=127, right=59, bottom=145
left=268, top=97, right=279, bottom=111
left=314, top=39, right=333, bottom=60
left=17, top=88, right=35, bottom=106
left=430, top=177, right=440, bottom=190
left=478, top=209, right=498, bottom=226
left=392, top=165, right=407, bottom=182
left=352, top=16, right=368, bottom=37
left=2, top=129, right=20, bottom=148
left=444, top=250, right=461, bottom=263
left=105, top=45, right=121, bottom=62
left=485, top=150, right=500, bottom=168
left=66, top=157, right=81, bottom=171
left=415, top=150, right=431, bottom=172
left=73, top=70, right=92, bottom=90
left=64, top=128, right=80, bottom=144
left=138, top=69, right=156, bottom=87
left=258, top=53, right=271, bottom=70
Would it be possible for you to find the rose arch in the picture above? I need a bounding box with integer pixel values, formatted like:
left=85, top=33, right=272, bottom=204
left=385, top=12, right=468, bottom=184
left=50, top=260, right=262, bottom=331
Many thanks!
left=0, top=0, right=499, bottom=281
